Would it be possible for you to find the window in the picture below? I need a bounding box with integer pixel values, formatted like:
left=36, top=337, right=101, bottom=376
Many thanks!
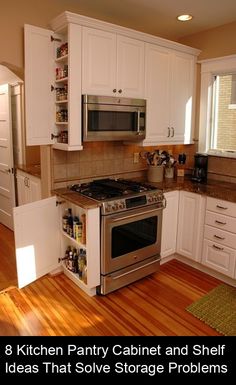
left=199, top=55, right=236, bottom=158
left=211, top=73, right=236, bottom=151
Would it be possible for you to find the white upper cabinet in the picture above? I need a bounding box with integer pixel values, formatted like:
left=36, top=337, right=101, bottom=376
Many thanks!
left=24, top=11, right=199, bottom=150
left=82, top=27, right=145, bottom=98
left=24, top=25, right=54, bottom=146
left=24, top=24, right=83, bottom=151
left=144, top=43, right=195, bottom=145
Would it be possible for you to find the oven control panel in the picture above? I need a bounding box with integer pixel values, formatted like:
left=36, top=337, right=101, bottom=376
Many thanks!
left=102, top=191, right=164, bottom=215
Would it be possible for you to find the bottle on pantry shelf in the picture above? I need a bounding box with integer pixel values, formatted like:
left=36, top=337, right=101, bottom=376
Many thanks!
left=60, top=245, right=71, bottom=269
left=67, top=249, right=73, bottom=271
left=82, top=250, right=87, bottom=284
left=81, top=213, right=86, bottom=245
left=62, top=209, right=68, bottom=232
left=73, top=216, right=79, bottom=239
left=78, top=248, right=86, bottom=281
left=67, top=208, right=73, bottom=237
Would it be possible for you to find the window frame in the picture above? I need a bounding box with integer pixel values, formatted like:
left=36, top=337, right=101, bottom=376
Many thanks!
left=199, top=54, right=236, bottom=158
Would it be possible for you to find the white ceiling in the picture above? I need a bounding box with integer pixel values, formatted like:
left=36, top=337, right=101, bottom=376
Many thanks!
left=74, top=0, right=236, bottom=40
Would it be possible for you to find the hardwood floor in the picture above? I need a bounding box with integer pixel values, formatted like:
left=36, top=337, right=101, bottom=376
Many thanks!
left=0, top=257, right=221, bottom=336
left=0, top=222, right=222, bottom=336
left=0, top=224, right=17, bottom=291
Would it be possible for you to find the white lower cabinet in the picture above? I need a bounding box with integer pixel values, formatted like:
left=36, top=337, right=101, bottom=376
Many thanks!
left=161, top=191, right=179, bottom=259
left=202, top=197, right=236, bottom=278
left=202, top=240, right=236, bottom=278
left=16, top=170, right=41, bottom=206
left=176, top=191, right=206, bottom=261
left=13, top=196, right=100, bottom=296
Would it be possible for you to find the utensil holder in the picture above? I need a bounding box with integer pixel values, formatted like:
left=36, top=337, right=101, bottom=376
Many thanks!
left=147, top=165, right=163, bottom=182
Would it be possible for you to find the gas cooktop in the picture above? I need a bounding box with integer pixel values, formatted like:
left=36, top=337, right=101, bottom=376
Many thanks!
left=70, top=178, right=157, bottom=199
left=70, top=178, right=165, bottom=215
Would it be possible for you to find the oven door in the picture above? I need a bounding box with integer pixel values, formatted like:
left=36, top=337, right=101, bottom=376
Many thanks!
left=101, top=204, right=162, bottom=275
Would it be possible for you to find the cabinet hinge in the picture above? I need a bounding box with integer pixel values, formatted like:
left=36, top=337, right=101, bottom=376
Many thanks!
left=51, top=36, right=62, bottom=42
left=51, top=133, right=59, bottom=140
left=56, top=200, right=65, bottom=206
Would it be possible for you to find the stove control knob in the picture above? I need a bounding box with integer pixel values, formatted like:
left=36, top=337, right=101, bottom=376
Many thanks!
left=148, top=195, right=153, bottom=203
left=106, top=204, right=112, bottom=212
left=118, top=201, right=125, bottom=210
left=112, top=203, right=119, bottom=211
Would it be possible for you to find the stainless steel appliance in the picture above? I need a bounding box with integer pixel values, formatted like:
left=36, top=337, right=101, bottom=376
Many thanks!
left=192, top=153, right=208, bottom=183
left=71, top=178, right=165, bottom=294
left=82, top=95, right=146, bottom=142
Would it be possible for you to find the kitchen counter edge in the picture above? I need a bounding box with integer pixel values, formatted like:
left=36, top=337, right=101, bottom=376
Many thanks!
left=151, top=178, right=236, bottom=203
left=52, top=188, right=101, bottom=209
left=17, top=164, right=41, bottom=178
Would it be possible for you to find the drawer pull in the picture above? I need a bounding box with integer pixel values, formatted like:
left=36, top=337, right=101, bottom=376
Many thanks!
left=212, top=244, right=224, bottom=251
left=214, top=234, right=225, bottom=240
left=215, top=220, right=226, bottom=225
left=216, top=204, right=228, bottom=210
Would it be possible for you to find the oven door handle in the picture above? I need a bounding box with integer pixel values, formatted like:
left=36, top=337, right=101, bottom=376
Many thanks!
left=109, top=206, right=162, bottom=223
left=112, top=259, right=160, bottom=280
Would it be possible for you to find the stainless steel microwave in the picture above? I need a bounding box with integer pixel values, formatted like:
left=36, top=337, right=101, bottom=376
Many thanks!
left=82, top=95, right=146, bottom=142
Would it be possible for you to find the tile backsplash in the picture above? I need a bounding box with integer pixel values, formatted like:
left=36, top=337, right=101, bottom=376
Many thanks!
left=52, top=142, right=197, bottom=188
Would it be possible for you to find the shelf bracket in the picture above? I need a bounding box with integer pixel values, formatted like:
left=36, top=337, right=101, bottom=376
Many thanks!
left=51, top=133, right=59, bottom=140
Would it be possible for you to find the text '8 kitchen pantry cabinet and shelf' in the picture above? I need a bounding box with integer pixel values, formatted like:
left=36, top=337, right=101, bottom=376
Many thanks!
left=14, top=11, right=199, bottom=296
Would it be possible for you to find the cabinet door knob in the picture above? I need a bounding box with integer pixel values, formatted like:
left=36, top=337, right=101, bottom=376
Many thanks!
left=171, top=127, right=174, bottom=137
left=118, top=89, right=122, bottom=93
left=167, top=127, right=170, bottom=137
left=113, top=89, right=117, bottom=93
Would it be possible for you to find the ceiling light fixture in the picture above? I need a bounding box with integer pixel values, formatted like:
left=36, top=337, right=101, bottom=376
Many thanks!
left=177, top=14, right=193, bottom=22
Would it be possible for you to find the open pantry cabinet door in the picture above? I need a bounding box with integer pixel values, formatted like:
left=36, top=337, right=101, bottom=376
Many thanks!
left=24, top=24, right=54, bottom=145
left=13, top=196, right=60, bottom=288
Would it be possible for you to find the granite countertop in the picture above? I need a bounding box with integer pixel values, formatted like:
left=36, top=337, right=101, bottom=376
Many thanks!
left=52, top=188, right=101, bottom=209
left=149, top=177, right=236, bottom=203
left=17, top=164, right=41, bottom=178
left=53, top=176, right=236, bottom=209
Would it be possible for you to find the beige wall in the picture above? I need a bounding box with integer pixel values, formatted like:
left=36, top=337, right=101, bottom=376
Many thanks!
left=179, top=21, right=236, bottom=60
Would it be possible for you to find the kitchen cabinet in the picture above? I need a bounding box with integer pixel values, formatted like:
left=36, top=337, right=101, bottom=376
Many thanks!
left=161, top=191, right=179, bottom=259
left=24, top=23, right=82, bottom=151
left=82, top=27, right=145, bottom=98
left=24, top=11, right=199, bottom=150
left=13, top=196, right=100, bottom=296
left=176, top=191, right=206, bottom=261
left=16, top=169, right=41, bottom=206
left=143, top=43, right=195, bottom=145
left=202, top=197, right=236, bottom=278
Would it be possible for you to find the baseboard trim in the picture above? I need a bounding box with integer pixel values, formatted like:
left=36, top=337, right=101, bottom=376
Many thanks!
left=162, top=253, right=236, bottom=287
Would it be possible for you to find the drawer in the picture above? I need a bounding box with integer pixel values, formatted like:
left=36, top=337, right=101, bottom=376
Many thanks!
left=206, top=197, right=236, bottom=218
left=204, top=224, right=236, bottom=249
left=202, top=239, right=236, bottom=278
left=205, top=210, right=236, bottom=234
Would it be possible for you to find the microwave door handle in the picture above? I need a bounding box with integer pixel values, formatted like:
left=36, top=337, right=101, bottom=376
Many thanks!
left=136, top=110, right=141, bottom=135
left=84, top=102, right=88, bottom=137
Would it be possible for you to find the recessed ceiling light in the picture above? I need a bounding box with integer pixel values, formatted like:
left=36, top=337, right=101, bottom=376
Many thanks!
left=177, top=14, right=193, bottom=22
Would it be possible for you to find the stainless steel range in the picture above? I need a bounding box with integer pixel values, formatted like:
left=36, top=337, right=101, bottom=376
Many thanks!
left=71, top=178, right=166, bottom=294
